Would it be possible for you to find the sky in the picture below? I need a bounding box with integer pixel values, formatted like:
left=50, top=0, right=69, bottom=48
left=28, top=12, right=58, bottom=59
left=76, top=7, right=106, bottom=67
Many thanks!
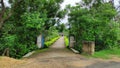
left=61, top=0, right=120, bottom=9
left=60, top=0, right=81, bottom=23
left=61, top=0, right=81, bottom=9
left=114, top=0, right=119, bottom=6
left=4, top=0, right=11, bottom=7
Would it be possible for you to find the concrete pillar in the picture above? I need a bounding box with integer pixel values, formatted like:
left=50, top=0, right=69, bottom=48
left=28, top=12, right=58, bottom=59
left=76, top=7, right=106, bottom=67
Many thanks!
left=69, top=36, right=75, bottom=48
left=82, top=41, right=95, bottom=55
left=37, top=35, right=42, bottom=48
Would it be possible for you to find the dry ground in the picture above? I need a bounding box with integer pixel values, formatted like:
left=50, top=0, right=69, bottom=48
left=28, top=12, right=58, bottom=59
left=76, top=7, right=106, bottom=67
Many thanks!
left=1, top=37, right=120, bottom=68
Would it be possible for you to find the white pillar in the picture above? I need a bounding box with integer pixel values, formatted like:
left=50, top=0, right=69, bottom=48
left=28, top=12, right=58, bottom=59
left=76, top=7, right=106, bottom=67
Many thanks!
left=37, top=35, right=42, bottom=48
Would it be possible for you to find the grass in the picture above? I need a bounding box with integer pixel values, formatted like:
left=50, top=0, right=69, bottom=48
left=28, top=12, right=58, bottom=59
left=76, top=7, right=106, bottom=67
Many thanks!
left=91, top=49, right=120, bottom=59
left=25, top=48, right=49, bottom=58
left=64, top=36, right=69, bottom=47
left=34, top=48, right=49, bottom=54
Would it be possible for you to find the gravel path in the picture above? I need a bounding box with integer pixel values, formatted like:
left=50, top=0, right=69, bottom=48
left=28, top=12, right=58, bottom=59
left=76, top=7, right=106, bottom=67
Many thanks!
left=11, top=37, right=120, bottom=68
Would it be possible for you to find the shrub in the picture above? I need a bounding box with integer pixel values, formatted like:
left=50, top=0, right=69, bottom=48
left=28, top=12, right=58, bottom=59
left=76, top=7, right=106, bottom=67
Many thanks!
left=64, top=36, right=69, bottom=47
left=44, top=36, right=60, bottom=47
left=0, top=12, right=45, bottom=58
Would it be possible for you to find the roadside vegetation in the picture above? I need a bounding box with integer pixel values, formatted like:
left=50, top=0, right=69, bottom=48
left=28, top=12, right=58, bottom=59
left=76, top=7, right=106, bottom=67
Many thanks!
left=64, top=36, right=69, bottom=47
left=92, top=49, right=120, bottom=59
left=1, top=0, right=120, bottom=59
left=0, top=0, right=65, bottom=59
left=45, top=36, right=60, bottom=47
left=67, top=0, right=120, bottom=58
left=44, top=26, right=60, bottom=47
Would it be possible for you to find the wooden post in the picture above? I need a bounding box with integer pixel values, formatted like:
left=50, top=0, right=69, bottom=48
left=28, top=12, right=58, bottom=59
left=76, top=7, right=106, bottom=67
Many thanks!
left=82, top=41, right=95, bottom=55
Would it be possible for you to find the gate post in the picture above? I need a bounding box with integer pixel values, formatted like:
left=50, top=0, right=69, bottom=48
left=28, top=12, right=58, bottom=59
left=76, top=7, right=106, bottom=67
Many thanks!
left=37, top=34, right=45, bottom=48
left=37, top=35, right=42, bottom=48
left=69, top=36, right=75, bottom=48
left=41, top=34, right=45, bottom=48
left=82, top=41, right=95, bottom=55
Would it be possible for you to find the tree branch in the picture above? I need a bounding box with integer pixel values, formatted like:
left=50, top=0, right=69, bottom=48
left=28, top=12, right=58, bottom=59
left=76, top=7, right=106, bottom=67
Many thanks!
left=117, top=6, right=120, bottom=11
left=0, top=0, right=5, bottom=29
left=0, top=0, right=23, bottom=29
left=0, top=0, right=5, bottom=17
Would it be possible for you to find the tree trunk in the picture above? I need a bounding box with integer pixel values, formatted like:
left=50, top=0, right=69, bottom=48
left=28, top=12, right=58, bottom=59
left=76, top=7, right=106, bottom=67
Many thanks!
left=0, top=0, right=5, bottom=29
left=2, top=48, right=10, bottom=57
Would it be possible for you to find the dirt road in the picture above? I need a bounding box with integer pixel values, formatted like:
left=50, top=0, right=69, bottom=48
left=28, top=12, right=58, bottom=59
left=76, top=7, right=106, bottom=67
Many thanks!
left=9, top=37, right=120, bottom=68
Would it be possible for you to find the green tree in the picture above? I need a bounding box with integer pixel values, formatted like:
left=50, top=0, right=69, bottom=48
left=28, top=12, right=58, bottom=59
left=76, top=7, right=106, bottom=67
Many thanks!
left=56, top=23, right=66, bottom=32
left=0, top=0, right=65, bottom=58
left=68, top=0, right=118, bottom=51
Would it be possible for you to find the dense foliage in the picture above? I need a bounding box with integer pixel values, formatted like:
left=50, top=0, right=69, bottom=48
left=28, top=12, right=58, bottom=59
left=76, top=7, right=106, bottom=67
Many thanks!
left=0, top=11, right=46, bottom=58
left=56, top=23, right=66, bottom=32
left=68, top=1, right=120, bottom=52
left=45, top=26, right=59, bottom=41
left=0, top=0, right=64, bottom=58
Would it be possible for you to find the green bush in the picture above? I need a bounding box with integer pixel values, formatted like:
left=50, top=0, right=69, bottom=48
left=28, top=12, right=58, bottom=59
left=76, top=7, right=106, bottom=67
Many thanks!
left=0, top=12, right=45, bottom=58
left=68, top=3, right=118, bottom=52
left=45, top=36, right=60, bottom=47
left=64, top=36, right=69, bottom=47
